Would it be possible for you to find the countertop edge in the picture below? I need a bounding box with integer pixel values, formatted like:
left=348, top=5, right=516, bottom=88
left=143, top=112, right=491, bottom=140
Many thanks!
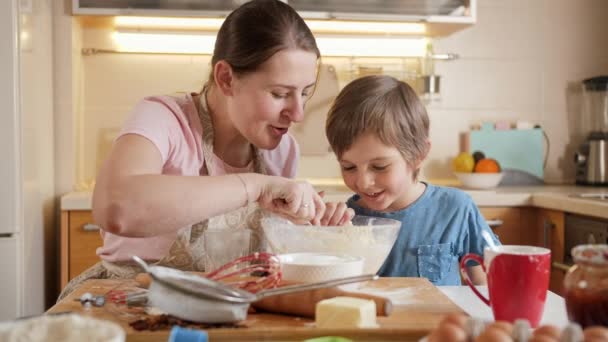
left=61, top=186, right=608, bottom=219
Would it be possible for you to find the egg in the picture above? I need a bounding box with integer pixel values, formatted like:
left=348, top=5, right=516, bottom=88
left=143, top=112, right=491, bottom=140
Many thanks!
left=465, top=317, right=487, bottom=339
left=512, top=319, right=532, bottom=342
left=584, top=326, right=608, bottom=341
left=560, top=323, right=584, bottom=342
left=533, top=325, right=561, bottom=339
left=442, top=313, right=469, bottom=329
left=487, top=321, right=514, bottom=335
left=528, top=336, right=558, bottom=342
left=430, top=322, right=467, bottom=342
left=474, top=327, right=513, bottom=342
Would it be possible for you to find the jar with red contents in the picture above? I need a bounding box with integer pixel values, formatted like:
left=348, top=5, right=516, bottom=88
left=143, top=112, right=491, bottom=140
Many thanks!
left=563, top=244, right=608, bottom=328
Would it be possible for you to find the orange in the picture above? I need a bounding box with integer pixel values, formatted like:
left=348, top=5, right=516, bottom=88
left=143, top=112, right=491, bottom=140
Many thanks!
left=474, top=158, right=501, bottom=173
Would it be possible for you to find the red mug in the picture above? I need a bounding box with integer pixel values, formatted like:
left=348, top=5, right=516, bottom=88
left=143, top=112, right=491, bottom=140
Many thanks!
left=460, top=245, right=551, bottom=327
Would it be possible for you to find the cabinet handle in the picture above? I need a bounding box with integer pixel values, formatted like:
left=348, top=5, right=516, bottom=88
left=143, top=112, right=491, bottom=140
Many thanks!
left=486, top=219, right=504, bottom=228
left=82, top=223, right=101, bottom=232
left=543, top=220, right=555, bottom=248
left=552, top=262, right=572, bottom=272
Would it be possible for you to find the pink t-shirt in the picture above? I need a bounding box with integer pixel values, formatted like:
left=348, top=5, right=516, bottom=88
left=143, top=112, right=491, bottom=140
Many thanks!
left=97, top=93, right=299, bottom=262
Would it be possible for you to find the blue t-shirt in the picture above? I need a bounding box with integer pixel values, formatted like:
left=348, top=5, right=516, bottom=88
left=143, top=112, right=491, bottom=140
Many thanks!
left=346, top=183, right=501, bottom=286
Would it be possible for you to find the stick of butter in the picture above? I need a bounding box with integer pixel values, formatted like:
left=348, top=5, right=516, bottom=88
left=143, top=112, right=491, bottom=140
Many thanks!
left=315, top=296, right=378, bottom=329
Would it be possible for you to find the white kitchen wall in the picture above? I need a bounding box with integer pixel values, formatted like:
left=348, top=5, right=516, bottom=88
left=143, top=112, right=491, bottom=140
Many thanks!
left=70, top=0, right=608, bottom=187
left=430, top=0, right=608, bottom=183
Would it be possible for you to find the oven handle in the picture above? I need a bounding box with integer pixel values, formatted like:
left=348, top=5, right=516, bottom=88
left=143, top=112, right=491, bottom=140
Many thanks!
left=486, top=219, right=503, bottom=229
left=552, top=262, right=572, bottom=272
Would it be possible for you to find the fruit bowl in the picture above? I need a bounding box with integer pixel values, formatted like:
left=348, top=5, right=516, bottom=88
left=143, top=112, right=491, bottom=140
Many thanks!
left=454, top=172, right=504, bottom=189
left=261, top=216, right=401, bottom=275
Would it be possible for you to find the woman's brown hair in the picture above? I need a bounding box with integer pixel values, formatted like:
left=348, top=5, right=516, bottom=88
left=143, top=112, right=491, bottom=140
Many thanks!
left=209, top=0, right=320, bottom=83
left=326, top=75, right=430, bottom=179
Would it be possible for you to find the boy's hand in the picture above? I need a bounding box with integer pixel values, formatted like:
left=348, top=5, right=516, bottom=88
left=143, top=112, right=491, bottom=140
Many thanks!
left=316, top=202, right=355, bottom=226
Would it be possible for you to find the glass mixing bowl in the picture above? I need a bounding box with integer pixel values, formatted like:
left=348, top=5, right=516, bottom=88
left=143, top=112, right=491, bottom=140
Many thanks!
left=261, top=215, right=402, bottom=275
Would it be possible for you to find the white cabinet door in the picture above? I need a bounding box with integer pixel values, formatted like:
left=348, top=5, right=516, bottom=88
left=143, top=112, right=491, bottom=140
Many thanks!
left=0, top=237, right=19, bottom=320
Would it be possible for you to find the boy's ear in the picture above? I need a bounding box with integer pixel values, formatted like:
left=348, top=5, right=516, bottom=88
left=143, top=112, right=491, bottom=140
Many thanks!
left=413, top=139, right=432, bottom=169
left=213, top=60, right=234, bottom=96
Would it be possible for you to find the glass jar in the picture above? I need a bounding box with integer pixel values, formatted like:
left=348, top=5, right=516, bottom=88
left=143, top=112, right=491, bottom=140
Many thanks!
left=563, top=244, right=608, bottom=328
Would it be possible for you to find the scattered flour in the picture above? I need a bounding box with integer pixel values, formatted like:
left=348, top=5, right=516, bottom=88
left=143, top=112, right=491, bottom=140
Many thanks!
left=345, top=285, right=430, bottom=305
left=0, top=314, right=125, bottom=342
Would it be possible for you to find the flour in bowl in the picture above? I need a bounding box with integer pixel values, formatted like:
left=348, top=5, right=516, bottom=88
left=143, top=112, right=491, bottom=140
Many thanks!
left=262, top=216, right=400, bottom=275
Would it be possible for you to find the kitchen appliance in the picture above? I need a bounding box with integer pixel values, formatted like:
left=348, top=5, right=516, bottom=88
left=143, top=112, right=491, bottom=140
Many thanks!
left=575, top=76, right=608, bottom=185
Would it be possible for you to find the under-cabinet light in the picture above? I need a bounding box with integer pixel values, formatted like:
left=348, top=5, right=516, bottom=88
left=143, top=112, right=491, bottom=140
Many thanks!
left=316, top=36, right=427, bottom=57
left=112, top=32, right=216, bottom=54
left=114, top=16, right=426, bottom=35
left=112, top=31, right=427, bottom=57
left=114, top=17, right=225, bottom=31
left=306, top=20, right=425, bottom=35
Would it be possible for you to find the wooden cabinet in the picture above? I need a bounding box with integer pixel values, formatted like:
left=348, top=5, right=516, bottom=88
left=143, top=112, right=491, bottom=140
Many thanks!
left=479, top=206, right=566, bottom=296
left=60, top=210, right=103, bottom=290
left=479, top=207, right=538, bottom=246
left=535, top=209, right=566, bottom=296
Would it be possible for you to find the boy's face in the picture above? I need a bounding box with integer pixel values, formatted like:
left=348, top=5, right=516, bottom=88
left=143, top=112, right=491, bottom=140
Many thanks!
left=339, top=132, right=418, bottom=212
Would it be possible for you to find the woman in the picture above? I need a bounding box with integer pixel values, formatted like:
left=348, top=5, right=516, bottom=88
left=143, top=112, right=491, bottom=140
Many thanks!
left=59, top=0, right=353, bottom=300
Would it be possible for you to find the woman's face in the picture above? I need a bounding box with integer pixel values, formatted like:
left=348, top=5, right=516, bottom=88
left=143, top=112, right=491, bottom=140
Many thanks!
left=228, top=49, right=318, bottom=150
left=339, top=132, right=418, bottom=212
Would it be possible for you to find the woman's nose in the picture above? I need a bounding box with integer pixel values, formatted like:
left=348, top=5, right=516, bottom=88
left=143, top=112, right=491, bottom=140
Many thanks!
left=284, top=95, right=305, bottom=122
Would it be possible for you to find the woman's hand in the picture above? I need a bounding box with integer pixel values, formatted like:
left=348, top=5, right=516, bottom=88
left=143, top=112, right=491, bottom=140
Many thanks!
left=253, top=175, right=325, bottom=223
left=319, top=202, right=355, bottom=226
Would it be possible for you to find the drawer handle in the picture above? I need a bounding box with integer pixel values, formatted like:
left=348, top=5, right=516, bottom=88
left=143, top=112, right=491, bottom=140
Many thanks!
left=486, top=219, right=504, bottom=228
left=82, top=223, right=101, bottom=232
left=552, top=262, right=572, bottom=272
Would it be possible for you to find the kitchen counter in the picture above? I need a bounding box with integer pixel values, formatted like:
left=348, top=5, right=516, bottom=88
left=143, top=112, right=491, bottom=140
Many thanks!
left=439, top=286, right=568, bottom=328
left=62, top=183, right=608, bottom=219
left=47, top=277, right=464, bottom=341
left=45, top=278, right=569, bottom=341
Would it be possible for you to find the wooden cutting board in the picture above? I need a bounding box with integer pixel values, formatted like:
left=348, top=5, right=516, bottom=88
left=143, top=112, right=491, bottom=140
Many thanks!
left=48, top=278, right=464, bottom=342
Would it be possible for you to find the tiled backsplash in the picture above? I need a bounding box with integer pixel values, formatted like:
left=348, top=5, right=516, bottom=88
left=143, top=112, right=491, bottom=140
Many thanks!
left=77, top=0, right=608, bottom=186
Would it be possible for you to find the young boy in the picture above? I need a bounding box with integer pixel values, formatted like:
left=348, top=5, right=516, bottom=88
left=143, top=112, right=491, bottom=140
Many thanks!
left=324, top=75, right=500, bottom=286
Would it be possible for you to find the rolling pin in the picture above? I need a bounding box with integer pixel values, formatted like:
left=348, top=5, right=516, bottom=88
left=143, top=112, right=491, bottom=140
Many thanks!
left=251, top=286, right=393, bottom=317
left=134, top=273, right=392, bottom=317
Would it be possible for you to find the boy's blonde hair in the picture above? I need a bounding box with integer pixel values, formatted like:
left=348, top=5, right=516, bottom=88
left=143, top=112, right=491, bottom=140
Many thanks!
left=326, top=75, right=430, bottom=179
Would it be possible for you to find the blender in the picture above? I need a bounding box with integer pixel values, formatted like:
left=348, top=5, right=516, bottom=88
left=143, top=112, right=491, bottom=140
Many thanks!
left=575, top=76, right=608, bottom=185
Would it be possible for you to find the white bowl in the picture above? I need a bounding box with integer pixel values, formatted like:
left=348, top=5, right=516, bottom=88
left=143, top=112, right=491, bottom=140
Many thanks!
left=279, top=252, right=364, bottom=283
left=455, top=172, right=504, bottom=189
